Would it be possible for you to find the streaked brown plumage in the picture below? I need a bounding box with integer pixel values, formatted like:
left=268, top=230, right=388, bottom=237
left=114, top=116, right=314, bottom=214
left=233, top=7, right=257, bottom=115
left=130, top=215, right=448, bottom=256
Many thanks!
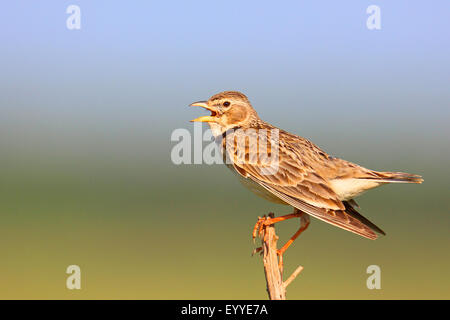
left=190, top=91, right=423, bottom=241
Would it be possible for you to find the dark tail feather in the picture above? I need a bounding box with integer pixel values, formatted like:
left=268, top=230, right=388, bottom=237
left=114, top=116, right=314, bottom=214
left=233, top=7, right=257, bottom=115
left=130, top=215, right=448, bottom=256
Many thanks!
left=362, top=171, right=423, bottom=184
left=343, top=201, right=386, bottom=236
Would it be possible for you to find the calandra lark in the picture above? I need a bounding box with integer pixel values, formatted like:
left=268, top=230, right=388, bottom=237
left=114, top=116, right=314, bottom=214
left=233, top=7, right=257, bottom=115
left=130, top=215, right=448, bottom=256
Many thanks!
left=190, top=91, right=422, bottom=256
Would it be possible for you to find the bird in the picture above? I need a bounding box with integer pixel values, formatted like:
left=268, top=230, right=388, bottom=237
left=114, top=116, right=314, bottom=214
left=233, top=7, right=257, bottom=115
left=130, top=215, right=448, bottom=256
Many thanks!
left=190, top=91, right=423, bottom=257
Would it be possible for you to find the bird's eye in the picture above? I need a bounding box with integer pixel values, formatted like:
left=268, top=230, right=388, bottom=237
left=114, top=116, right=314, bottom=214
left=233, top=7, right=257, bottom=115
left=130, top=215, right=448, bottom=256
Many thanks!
left=223, top=101, right=230, bottom=107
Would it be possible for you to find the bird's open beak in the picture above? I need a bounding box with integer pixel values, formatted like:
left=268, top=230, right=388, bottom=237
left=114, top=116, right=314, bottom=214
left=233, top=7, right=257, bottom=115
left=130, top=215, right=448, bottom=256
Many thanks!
left=189, top=101, right=218, bottom=123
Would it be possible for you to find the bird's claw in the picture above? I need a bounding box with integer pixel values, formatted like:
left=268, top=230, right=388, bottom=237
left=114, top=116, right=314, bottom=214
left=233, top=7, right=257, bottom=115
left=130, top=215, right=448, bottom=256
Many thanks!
left=252, top=215, right=271, bottom=241
left=252, top=247, right=263, bottom=256
left=252, top=214, right=275, bottom=246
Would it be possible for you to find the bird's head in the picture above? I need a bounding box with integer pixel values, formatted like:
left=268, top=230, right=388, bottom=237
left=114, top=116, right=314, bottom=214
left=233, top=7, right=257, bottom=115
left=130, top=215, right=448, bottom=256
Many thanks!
left=190, top=91, right=259, bottom=135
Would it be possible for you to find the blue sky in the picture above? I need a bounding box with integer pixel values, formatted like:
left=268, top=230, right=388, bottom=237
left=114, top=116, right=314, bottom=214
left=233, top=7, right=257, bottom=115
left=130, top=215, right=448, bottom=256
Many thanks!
left=0, top=1, right=449, bottom=160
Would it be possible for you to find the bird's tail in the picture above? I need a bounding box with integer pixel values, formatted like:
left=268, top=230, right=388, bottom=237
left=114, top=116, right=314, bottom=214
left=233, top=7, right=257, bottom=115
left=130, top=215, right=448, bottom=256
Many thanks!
left=360, top=171, right=423, bottom=184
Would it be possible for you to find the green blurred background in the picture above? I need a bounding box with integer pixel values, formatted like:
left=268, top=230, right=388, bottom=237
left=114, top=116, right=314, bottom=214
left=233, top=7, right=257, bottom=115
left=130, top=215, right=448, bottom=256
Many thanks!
left=0, top=1, right=449, bottom=299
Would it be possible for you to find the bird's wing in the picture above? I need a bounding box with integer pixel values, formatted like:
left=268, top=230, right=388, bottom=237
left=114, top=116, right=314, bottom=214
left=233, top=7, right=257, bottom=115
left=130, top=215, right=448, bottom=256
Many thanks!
left=250, top=179, right=379, bottom=239
left=224, top=128, right=381, bottom=239
left=225, top=128, right=344, bottom=210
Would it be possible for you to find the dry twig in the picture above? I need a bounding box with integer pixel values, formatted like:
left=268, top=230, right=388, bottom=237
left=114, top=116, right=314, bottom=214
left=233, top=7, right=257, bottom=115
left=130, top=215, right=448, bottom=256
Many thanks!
left=255, top=213, right=304, bottom=300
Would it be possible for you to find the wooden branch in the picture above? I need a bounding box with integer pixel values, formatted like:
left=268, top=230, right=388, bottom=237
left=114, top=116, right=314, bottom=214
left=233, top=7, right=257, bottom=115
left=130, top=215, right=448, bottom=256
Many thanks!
left=257, top=213, right=304, bottom=300
left=261, top=214, right=285, bottom=300
left=283, top=265, right=304, bottom=289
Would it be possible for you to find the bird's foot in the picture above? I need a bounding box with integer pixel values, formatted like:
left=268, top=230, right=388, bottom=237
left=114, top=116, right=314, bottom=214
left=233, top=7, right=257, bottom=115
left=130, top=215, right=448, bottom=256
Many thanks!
left=252, top=246, right=263, bottom=256
left=252, top=214, right=274, bottom=243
